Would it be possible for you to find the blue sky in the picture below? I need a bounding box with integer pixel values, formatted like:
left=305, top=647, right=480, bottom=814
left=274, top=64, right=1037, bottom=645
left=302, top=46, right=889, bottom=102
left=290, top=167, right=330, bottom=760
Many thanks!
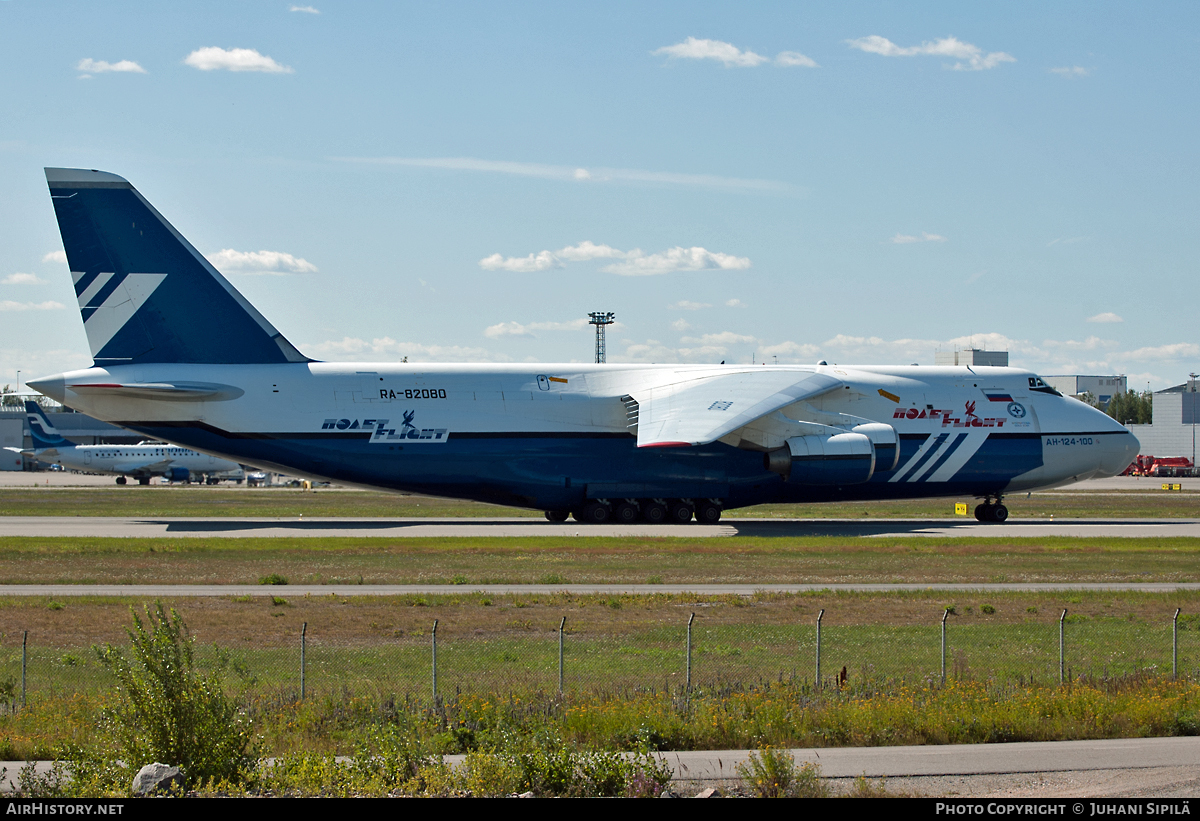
left=1, top=1, right=1196, bottom=391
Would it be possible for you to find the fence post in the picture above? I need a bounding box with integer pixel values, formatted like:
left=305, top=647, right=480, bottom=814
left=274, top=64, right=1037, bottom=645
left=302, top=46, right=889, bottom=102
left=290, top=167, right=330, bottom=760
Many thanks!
left=300, top=622, right=307, bottom=700
left=1174, top=608, right=1182, bottom=681
left=941, top=608, right=950, bottom=683
left=21, top=630, right=27, bottom=709
left=431, top=619, right=439, bottom=699
left=686, top=612, right=695, bottom=691
left=815, top=609, right=824, bottom=689
left=1059, top=609, right=1067, bottom=684
left=558, top=617, right=566, bottom=694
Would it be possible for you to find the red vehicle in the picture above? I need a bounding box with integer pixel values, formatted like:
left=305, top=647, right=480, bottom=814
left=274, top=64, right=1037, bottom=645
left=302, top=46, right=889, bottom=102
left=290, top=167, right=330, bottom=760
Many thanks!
left=1122, top=455, right=1196, bottom=477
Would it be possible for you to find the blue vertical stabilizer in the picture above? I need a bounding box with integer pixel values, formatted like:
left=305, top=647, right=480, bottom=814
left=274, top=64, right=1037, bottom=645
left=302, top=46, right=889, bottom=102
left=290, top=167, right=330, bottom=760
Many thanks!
left=45, top=168, right=310, bottom=366
left=25, top=401, right=71, bottom=450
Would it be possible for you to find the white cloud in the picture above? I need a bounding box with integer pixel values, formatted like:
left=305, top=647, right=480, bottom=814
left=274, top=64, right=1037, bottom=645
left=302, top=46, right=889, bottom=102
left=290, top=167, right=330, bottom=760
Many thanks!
left=725, top=299, right=745, bottom=308
left=680, top=331, right=756, bottom=346
left=609, top=330, right=1197, bottom=388
left=335, top=156, right=790, bottom=193
left=890, top=232, right=948, bottom=244
left=289, top=5, right=320, bottom=12
left=42, top=251, right=67, bottom=264
left=479, top=251, right=559, bottom=273
left=1122, top=343, right=1200, bottom=362
left=303, top=336, right=510, bottom=362
left=481, top=243, right=749, bottom=277
left=671, top=319, right=690, bottom=331
left=554, top=241, right=626, bottom=262
left=206, top=249, right=317, bottom=274
left=184, top=47, right=293, bottom=73
left=653, top=37, right=769, bottom=68
left=483, top=319, right=590, bottom=339
left=76, top=58, right=146, bottom=77
left=670, top=301, right=711, bottom=311
left=847, top=35, right=1015, bottom=71
left=603, top=246, right=751, bottom=276
left=652, top=38, right=818, bottom=69
left=759, top=340, right=822, bottom=360
left=3, top=273, right=43, bottom=285
left=1051, top=66, right=1089, bottom=77
left=0, top=301, right=65, bottom=311
left=1087, top=312, right=1124, bottom=324
left=775, top=51, right=819, bottom=68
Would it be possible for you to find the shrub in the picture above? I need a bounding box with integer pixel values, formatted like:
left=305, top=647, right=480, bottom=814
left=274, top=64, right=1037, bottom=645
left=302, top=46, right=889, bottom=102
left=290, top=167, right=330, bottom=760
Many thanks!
left=95, top=602, right=257, bottom=788
left=736, top=747, right=828, bottom=798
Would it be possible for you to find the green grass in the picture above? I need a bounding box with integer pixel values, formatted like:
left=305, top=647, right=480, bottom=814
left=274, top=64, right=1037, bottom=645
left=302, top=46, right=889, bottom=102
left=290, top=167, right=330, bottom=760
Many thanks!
left=1, top=591, right=1199, bottom=703
left=1, top=534, right=1200, bottom=585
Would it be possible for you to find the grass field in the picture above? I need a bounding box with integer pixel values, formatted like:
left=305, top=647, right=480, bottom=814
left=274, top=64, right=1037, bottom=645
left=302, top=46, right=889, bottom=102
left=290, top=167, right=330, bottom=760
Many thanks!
left=0, top=534, right=1199, bottom=585
left=0, top=485, right=1196, bottom=519
left=1, top=591, right=1198, bottom=700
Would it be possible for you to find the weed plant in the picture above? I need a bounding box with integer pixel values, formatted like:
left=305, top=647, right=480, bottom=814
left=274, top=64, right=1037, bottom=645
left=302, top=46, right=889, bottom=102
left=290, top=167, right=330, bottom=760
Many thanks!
left=736, top=747, right=828, bottom=797
left=92, top=602, right=257, bottom=789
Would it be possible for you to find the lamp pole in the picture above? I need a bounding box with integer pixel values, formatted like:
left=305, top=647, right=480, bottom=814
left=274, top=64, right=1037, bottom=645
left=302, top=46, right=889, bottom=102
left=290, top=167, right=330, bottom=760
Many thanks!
left=1190, top=373, right=1197, bottom=468
left=588, top=312, right=614, bottom=364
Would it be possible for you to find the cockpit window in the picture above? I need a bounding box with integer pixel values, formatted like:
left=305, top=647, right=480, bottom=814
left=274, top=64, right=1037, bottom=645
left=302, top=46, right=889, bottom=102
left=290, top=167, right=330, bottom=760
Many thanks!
left=1028, top=376, right=1062, bottom=397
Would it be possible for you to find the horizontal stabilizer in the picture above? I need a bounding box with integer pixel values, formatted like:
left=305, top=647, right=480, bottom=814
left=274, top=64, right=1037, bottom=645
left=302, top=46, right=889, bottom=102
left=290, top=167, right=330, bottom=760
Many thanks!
left=65, top=381, right=245, bottom=402
left=633, top=370, right=844, bottom=448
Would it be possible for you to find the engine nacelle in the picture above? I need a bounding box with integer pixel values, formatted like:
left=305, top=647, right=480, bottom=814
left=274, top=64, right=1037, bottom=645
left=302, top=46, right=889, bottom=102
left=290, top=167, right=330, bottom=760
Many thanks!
left=163, top=466, right=190, bottom=483
left=764, top=432, right=875, bottom=485
left=852, top=423, right=900, bottom=473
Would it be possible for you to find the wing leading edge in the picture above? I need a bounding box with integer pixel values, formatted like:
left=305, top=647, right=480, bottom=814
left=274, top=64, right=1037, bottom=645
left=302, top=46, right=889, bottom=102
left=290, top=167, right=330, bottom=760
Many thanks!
left=633, top=370, right=844, bottom=448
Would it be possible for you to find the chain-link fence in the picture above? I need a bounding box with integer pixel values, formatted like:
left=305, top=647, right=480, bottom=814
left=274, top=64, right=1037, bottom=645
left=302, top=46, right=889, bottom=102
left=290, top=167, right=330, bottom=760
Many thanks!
left=2, top=607, right=1199, bottom=708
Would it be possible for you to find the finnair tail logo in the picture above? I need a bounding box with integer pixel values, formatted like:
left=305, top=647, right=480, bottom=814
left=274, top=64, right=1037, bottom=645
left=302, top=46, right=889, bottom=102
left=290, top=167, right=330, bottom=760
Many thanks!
left=71, top=271, right=167, bottom=356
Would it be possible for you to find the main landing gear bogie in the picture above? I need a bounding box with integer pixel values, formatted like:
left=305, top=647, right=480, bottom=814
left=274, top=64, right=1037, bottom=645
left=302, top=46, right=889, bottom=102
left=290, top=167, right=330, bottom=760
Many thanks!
left=551, top=498, right=724, bottom=525
left=974, top=500, right=1009, bottom=523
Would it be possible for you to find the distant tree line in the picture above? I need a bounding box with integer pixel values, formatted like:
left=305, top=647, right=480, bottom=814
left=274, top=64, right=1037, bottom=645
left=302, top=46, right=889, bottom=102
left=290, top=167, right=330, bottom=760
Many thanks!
left=1078, top=389, right=1153, bottom=425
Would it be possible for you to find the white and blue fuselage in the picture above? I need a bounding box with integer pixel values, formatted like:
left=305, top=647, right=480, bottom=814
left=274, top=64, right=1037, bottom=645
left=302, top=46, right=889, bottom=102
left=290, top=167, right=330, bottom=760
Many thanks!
left=30, top=360, right=1136, bottom=511
left=27, top=167, right=1138, bottom=519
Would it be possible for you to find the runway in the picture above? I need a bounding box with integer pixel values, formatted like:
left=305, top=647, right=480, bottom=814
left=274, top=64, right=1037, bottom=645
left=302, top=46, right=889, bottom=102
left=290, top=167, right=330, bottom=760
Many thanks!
left=1, top=515, right=1199, bottom=538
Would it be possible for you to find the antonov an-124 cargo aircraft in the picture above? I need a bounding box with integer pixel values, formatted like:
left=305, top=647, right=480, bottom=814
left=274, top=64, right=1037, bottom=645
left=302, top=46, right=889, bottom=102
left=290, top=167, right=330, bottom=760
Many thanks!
left=28, top=168, right=1138, bottom=524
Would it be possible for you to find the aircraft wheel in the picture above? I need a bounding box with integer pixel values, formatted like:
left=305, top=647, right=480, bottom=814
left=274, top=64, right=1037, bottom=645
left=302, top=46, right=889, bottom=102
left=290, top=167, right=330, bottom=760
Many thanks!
left=974, top=503, right=991, bottom=522
left=115, top=476, right=127, bottom=485
left=138, top=477, right=150, bottom=486
left=695, top=501, right=722, bottom=524
left=992, top=504, right=1009, bottom=522
left=545, top=510, right=569, bottom=522
left=613, top=501, right=639, bottom=524
left=580, top=501, right=611, bottom=524
left=667, top=500, right=693, bottom=524
left=641, top=501, right=667, bottom=524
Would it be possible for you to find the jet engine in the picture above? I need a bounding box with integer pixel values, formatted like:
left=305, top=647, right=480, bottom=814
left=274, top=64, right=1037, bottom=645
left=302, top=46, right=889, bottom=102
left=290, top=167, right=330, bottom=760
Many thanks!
left=851, top=423, right=900, bottom=472
left=763, top=422, right=898, bottom=485
left=163, top=466, right=190, bottom=483
left=764, top=431, right=875, bottom=485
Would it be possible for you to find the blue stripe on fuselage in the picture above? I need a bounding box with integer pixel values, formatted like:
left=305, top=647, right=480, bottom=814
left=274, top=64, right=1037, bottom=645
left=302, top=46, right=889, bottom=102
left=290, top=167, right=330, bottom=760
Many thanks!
left=119, top=424, right=1046, bottom=511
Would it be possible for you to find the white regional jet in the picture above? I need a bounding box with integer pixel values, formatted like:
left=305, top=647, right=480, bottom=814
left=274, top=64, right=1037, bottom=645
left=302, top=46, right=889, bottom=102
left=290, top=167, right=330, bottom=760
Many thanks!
left=28, top=168, right=1138, bottom=522
left=16, top=400, right=242, bottom=485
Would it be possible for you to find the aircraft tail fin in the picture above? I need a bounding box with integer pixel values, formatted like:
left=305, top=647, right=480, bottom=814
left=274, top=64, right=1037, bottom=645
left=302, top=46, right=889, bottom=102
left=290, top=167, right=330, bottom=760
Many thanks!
left=44, top=168, right=310, bottom=366
left=25, top=401, right=70, bottom=450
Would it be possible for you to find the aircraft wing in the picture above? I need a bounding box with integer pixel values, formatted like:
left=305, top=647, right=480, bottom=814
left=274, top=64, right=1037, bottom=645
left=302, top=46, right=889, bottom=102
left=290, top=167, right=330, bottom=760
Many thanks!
left=632, top=370, right=845, bottom=447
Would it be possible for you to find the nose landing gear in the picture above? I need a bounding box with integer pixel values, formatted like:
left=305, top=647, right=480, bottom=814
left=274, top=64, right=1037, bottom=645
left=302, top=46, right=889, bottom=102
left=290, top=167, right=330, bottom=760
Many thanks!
left=974, top=498, right=1009, bottom=523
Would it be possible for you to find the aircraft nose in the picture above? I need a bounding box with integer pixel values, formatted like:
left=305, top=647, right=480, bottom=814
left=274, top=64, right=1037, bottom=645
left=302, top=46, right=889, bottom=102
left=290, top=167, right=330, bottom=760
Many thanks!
left=1085, top=404, right=1140, bottom=477
left=1096, top=429, right=1140, bottom=476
